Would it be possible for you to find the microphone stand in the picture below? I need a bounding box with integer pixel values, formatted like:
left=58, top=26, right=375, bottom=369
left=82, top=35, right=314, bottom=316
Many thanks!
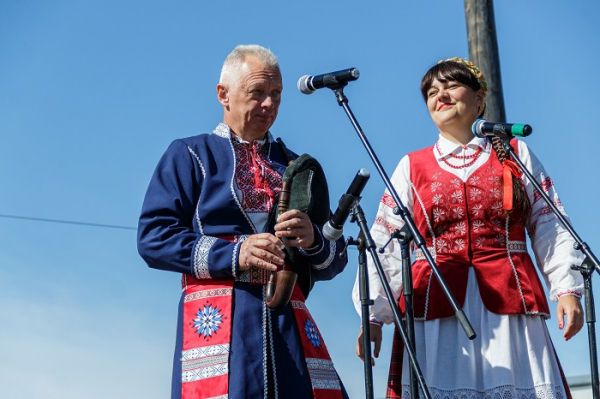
left=379, top=225, right=419, bottom=399
left=345, top=201, right=431, bottom=399
left=500, top=139, right=600, bottom=398
left=348, top=229, right=374, bottom=399
left=329, top=85, right=477, bottom=340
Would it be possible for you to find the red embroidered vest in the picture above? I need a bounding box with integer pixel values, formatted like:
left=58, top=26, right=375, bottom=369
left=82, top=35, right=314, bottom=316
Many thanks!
left=403, top=142, right=549, bottom=320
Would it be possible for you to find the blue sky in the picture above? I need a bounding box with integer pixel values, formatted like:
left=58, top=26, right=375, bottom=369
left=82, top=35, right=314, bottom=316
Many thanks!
left=1, top=1, right=598, bottom=398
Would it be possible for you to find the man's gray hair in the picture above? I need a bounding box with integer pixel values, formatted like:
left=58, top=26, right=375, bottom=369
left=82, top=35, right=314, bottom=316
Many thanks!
left=219, top=44, right=279, bottom=87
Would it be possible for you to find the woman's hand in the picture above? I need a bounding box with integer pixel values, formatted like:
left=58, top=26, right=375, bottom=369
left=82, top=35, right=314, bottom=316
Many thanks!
left=356, top=324, right=383, bottom=366
left=274, top=209, right=315, bottom=248
left=557, top=295, right=584, bottom=341
left=238, top=233, right=286, bottom=272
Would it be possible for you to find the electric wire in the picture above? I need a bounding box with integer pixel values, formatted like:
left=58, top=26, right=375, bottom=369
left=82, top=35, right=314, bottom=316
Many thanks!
left=0, top=213, right=137, bottom=230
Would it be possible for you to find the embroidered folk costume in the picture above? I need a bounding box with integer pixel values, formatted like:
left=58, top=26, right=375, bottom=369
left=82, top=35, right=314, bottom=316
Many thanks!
left=353, top=57, right=584, bottom=399
left=138, top=123, right=349, bottom=399
left=353, top=135, right=584, bottom=398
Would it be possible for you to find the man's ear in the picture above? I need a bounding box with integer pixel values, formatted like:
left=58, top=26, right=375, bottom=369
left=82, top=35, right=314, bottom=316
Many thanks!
left=217, top=83, right=229, bottom=107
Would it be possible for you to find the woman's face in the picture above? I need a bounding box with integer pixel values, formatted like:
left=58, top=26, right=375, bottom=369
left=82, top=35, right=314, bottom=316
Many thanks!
left=425, top=77, right=484, bottom=134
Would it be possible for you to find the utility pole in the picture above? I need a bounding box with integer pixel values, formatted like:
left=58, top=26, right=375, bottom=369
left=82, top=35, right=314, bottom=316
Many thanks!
left=464, top=0, right=505, bottom=122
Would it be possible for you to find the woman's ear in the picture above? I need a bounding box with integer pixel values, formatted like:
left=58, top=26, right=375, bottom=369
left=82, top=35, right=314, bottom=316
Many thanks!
left=476, top=89, right=485, bottom=107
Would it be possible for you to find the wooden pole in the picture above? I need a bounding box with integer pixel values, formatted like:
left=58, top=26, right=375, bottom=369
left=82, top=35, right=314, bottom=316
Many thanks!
left=464, top=0, right=506, bottom=122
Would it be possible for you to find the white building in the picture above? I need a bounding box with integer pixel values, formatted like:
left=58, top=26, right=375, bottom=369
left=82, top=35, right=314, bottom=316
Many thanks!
left=568, top=375, right=593, bottom=399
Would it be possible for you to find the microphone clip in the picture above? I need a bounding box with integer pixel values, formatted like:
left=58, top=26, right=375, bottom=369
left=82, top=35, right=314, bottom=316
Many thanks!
left=378, top=225, right=413, bottom=254
left=341, top=230, right=367, bottom=259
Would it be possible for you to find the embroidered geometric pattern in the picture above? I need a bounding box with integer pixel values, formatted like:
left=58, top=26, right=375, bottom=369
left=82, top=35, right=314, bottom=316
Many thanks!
left=194, top=208, right=205, bottom=236
left=301, top=231, right=324, bottom=257
left=228, top=140, right=256, bottom=235
left=237, top=265, right=269, bottom=285
left=193, top=236, right=218, bottom=279
left=264, top=297, right=272, bottom=397
left=375, top=215, right=401, bottom=235
left=181, top=359, right=228, bottom=383
left=538, top=198, right=565, bottom=216
left=215, top=122, right=269, bottom=234
left=411, top=182, right=437, bottom=261
left=184, top=288, right=234, bottom=303
left=187, top=146, right=206, bottom=179
left=231, top=235, right=248, bottom=277
left=533, top=176, right=555, bottom=204
left=420, top=163, right=520, bottom=255
left=304, top=318, right=322, bottom=348
left=265, top=301, right=280, bottom=398
left=557, top=289, right=583, bottom=299
left=504, top=216, right=532, bottom=316
left=311, top=239, right=336, bottom=270
left=414, top=246, right=435, bottom=261
left=188, top=146, right=207, bottom=237
left=213, top=123, right=231, bottom=139
left=182, top=354, right=228, bottom=371
left=193, top=304, right=224, bottom=338
left=181, top=343, right=230, bottom=383
left=507, top=240, right=527, bottom=252
left=400, top=383, right=566, bottom=399
left=381, top=192, right=397, bottom=209
left=428, top=172, right=470, bottom=255
left=290, top=300, right=308, bottom=311
left=182, top=344, right=230, bottom=361
left=306, top=358, right=341, bottom=390
left=232, top=134, right=281, bottom=214
left=421, top=271, right=435, bottom=321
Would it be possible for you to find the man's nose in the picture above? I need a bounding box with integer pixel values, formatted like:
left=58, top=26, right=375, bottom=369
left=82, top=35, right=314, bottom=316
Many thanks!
left=262, top=95, right=276, bottom=109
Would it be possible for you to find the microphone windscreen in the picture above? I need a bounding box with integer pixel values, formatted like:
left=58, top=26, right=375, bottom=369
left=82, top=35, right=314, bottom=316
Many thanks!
left=297, top=75, right=314, bottom=94
left=472, top=118, right=486, bottom=138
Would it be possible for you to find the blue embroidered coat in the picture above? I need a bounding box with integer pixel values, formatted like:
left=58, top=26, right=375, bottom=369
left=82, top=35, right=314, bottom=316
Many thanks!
left=137, top=124, right=349, bottom=398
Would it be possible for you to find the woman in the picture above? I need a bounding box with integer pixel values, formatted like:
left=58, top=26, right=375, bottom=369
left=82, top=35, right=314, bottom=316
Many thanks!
left=353, top=58, right=584, bottom=398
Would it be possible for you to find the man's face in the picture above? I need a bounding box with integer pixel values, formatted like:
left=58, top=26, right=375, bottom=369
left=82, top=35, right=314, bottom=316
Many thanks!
left=218, top=55, right=283, bottom=142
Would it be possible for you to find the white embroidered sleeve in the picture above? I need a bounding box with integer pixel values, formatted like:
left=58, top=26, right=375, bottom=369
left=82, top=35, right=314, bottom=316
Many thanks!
left=352, top=155, right=412, bottom=324
left=519, top=141, right=584, bottom=301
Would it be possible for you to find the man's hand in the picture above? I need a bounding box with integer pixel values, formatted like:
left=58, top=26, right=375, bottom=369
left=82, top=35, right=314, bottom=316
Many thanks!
left=557, top=295, right=584, bottom=341
left=274, top=209, right=315, bottom=248
left=238, top=233, right=286, bottom=271
left=356, top=324, right=383, bottom=366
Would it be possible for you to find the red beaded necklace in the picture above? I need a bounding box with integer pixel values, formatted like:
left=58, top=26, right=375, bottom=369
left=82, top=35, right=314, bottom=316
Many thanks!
left=436, top=141, right=484, bottom=169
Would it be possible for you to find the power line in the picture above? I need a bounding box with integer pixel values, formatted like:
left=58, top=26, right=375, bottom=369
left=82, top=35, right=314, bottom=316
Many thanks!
left=0, top=213, right=137, bottom=231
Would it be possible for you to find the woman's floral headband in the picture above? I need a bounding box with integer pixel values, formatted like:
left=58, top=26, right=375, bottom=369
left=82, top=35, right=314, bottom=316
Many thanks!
left=440, top=57, right=488, bottom=99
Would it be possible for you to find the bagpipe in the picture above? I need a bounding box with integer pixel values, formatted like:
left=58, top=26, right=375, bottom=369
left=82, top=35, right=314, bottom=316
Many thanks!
left=265, top=139, right=331, bottom=310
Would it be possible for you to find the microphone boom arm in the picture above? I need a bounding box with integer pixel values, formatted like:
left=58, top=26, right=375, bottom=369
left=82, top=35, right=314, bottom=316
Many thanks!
left=499, top=138, right=600, bottom=399
left=499, top=139, right=600, bottom=273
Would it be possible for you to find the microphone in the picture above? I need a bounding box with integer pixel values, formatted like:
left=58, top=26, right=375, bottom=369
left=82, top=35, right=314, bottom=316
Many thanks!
left=297, top=68, right=360, bottom=94
left=472, top=118, right=532, bottom=139
left=323, top=169, right=370, bottom=241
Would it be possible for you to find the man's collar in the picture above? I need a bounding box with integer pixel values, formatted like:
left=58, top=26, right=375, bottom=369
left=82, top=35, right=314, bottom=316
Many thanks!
left=214, top=123, right=273, bottom=144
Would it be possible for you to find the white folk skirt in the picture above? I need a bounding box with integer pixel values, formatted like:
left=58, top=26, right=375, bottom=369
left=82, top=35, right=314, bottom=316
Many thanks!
left=400, top=269, right=568, bottom=399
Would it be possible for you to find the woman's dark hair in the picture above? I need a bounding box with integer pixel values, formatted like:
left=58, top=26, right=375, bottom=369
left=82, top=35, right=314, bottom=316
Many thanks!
left=421, top=59, right=531, bottom=223
left=420, top=61, right=482, bottom=102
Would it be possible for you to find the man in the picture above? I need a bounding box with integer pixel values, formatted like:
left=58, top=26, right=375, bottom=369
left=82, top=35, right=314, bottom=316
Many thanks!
left=137, top=45, right=349, bottom=399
